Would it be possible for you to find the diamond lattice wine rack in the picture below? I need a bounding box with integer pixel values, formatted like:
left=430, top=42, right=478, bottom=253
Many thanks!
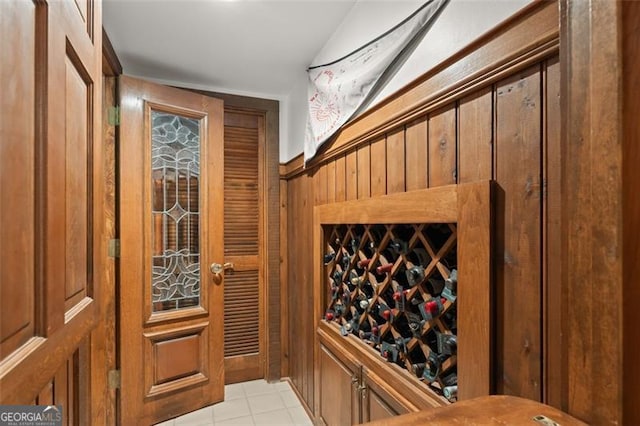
left=313, top=183, right=493, bottom=405
left=323, top=223, right=459, bottom=400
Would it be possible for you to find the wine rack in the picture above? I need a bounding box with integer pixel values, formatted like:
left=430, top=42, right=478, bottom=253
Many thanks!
left=322, top=223, right=459, bottom=402
left=314, top=183, right=492, bottom=410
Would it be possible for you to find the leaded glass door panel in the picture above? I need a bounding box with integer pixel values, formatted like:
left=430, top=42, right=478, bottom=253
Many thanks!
left=151, top=110, right=202, bottom=312
left=119, top=76, right=225, bottom=425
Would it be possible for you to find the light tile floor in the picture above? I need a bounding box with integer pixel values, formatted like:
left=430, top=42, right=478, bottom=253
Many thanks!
left=155, top=380, right=313, bottom=426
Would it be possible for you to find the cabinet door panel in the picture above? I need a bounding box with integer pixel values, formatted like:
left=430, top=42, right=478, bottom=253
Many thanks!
left=362, top=368, right=412, bottom=423
left=319, top=344, right=359, bottom=426
left=367, top=389, right=398, bottom=422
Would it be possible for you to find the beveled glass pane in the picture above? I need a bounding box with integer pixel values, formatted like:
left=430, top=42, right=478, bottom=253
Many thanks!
left=151, top=110, right=201, bottom=312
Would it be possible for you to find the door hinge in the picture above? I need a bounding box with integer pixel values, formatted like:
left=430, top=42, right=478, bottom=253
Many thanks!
left=108, top=239, right=120, bottom=258
left=108, top=369, right=121, bottom=390
left=108, top=105, right=120, bottom=126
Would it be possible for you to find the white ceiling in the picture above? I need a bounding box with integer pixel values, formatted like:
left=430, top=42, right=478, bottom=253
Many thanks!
left=103, top=0, right=358, bottom=99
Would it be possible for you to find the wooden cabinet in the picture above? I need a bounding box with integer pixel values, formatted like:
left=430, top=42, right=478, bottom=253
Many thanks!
left=313, top=183, right=493, bottom=425
left=318, top=336, right=414, bottom=426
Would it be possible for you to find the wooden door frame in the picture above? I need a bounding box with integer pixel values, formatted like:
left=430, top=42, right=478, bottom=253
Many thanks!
left=89, top=28, right=121, bottom=425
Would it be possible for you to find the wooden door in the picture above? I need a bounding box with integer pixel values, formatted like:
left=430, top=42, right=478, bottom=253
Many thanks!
left=0, top=0, right=103, bottom=422
left=223, top=110, right=265, bottom=383
left=119, top=76, right=225, bottom=425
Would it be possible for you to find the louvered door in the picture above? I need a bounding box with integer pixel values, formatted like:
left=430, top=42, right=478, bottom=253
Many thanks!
left=223, top=109, right=265, bottom=383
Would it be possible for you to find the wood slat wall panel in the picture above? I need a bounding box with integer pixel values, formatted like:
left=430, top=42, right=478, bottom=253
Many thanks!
left=280, top=179, right=289, bottom=378
left=543, top=58, right=562, bottom=408
left=287, top=173, right=315, bottom=408
left=345, top=151, right=358, bottom=201
left=303, top=175, right=315, bottom=407
left=287, top=177, right=300, bottom=392
left=327, top=160, right=336, bottom=204
left=357, top=145, right=371, bottom=199
left=459, top=88, right=493, bottom=183
left=370, top=137, right=386, bottom=196
left=494, top=65, right=542, bottom=401
left=315, top=165, right=327, bottom=205
left=335, top=155, right=346, bottom=202
left=428, top=105, right=457, bottom=187
left=285, top=63, right=552, bottom=412
left=405, top=118, right=428, bottom=191
left=386, top=128, right=405, bottom=194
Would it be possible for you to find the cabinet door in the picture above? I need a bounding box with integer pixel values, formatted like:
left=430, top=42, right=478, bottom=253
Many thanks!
left=319, top=344, right=360, bottom=426
left=361, top=368, right=412, bottom=423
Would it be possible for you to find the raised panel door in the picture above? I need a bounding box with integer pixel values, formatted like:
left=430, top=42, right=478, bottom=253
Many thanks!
left=119, top=76, right=225, bottom=425
left=1, top=2, right=103, bottom=422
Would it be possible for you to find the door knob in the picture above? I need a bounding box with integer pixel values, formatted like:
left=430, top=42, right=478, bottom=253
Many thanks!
left=210, top=262, right=234, bottom=278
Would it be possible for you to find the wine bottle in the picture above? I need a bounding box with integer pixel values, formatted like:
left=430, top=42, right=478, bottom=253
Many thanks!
left=389, top=238, right=408, bottom=255
left=349, top=270, right=363, bottom=287
left=357, top=257, right=372, bottom=269
left=350, top=237, right=360, bottom=254
left=324, top=310, right=335, bottom=321
left=323, top=252, right=335, bottom=265
left=406, top=311, right=425, bottom=337
left=426, top=277, right=445, bottom=295
left=436, top=331, right=457, bottom=355
left=442, top=386, right=457, bottom=402
left=394, top=336, right=411, bottom=355
left=380, top=341, right=399, bottom=362
left=341, top=252, right=352, bottom=271
left=375, top=263, right=394, bottom=275
left=442, top=269, right=458, bottom=302
left=422, top=352, right=442, bottom=383
left=418, top=297, right=444, bottom=321
left=406, top=265, right=425, bottom=287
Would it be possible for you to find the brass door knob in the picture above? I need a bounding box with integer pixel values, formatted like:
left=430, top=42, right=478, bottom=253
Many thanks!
left=210, top=262, right=234, bottom=278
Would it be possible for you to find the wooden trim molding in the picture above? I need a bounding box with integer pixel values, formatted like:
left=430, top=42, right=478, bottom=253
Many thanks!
left=282, top=0, right=558, bottom=177
left=281, top=153, right=305, bottom=179
left=102, top=28, right=122, bottom=76
left=560, top=0, right=625, bottom=423
left=622, top=3, right=640, bottom=425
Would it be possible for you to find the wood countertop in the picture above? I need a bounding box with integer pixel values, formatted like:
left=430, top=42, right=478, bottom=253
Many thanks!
left=363, top=395, right=587, bottom=425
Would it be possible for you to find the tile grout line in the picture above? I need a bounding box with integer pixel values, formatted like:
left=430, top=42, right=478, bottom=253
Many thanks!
left=168, top=380, right=310, bottom=426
